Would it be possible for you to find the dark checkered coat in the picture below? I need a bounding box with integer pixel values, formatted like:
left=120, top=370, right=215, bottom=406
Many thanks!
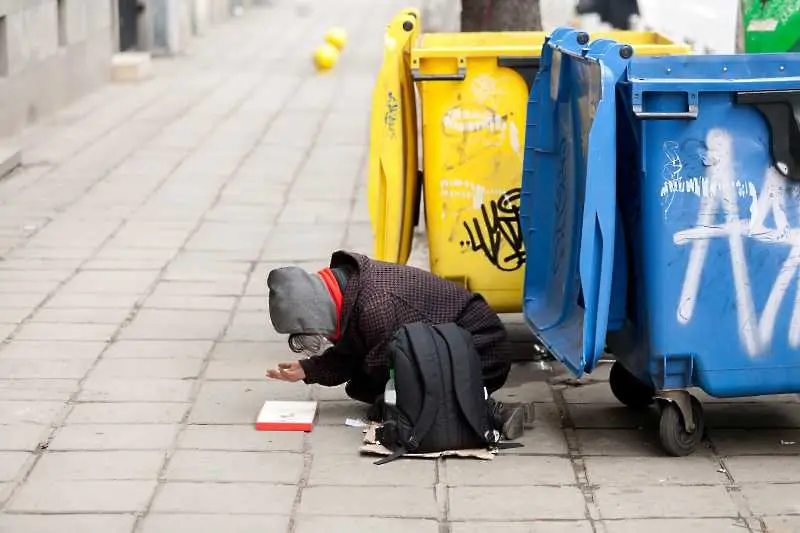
left=298, top=251, right=512, bottom=394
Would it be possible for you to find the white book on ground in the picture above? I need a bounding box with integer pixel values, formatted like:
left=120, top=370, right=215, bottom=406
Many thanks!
left=255, top=400, right=318, bottom=432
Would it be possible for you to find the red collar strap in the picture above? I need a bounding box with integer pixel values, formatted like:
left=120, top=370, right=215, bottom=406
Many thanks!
left=317, top=267, right=343, bottom=341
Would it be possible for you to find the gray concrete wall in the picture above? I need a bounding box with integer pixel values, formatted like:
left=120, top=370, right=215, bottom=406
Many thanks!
left=0, top=0, right=114, bottom=138
left=0, top=0, right=269, bottom=138
left=145, top=0, right=260, bottom=55
left=147, top=0, right=193, bottom=54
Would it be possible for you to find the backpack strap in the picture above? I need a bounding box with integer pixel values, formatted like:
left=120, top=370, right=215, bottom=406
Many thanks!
left=496, top=442, right=525, bottom=449
left=373, top=448, right=406, bottom=466
left=438, top=324, right=525, bottom=451
left=400, top=323, right=443, bottom=452
left=435, top=323, right=493, bottom=444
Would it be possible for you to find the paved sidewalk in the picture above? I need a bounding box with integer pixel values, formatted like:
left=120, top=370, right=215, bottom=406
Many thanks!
left=0, top=1, right=798, bottom=532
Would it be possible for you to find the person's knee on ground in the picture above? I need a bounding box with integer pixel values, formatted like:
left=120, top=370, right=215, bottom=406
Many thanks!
left=344, top=379, right=385, bottom=422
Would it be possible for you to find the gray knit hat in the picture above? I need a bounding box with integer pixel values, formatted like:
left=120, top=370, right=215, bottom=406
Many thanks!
left=267, top=267, right=337, bottom=336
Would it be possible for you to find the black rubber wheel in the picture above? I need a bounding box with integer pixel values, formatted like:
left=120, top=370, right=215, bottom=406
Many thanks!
left=609, top=361, right=655, bottom=409
left=658, top=397, right=705, bottom=457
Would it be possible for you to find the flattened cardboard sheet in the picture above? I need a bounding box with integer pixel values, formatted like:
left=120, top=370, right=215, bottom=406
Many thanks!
left=359, top=423, right=495, bottom=460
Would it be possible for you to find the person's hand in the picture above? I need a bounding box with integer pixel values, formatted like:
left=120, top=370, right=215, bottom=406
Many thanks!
left=266, top=361, right=306, bottom=382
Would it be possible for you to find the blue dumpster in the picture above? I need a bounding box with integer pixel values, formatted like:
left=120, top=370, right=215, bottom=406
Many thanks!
left=520, top=28, right=800, bottom=456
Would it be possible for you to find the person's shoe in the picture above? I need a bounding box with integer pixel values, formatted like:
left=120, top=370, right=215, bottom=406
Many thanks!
left=500, top=405, right=525, bottom=440
left=490, top=400, right=525, bottom=441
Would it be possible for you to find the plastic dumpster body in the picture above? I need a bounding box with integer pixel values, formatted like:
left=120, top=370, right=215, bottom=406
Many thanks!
left=412, top=31, right=545, bottom=312
left=368, top=9, right=421, bottom=268
left=521, top=28, right=800, bottom=455
left=367, top=9, right=690, bottom=312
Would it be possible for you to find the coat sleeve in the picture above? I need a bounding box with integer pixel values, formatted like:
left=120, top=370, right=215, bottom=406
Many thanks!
left=298, top=344, right=359, bottom=387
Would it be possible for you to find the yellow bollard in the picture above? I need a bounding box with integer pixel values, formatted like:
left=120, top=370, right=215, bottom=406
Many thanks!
left=313, top=43, right=339, bottom=71
left=324, top=27, right=348, bottom=50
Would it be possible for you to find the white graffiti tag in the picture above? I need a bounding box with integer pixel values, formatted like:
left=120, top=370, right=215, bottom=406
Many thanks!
left=673, top=128, right=800, bottom=357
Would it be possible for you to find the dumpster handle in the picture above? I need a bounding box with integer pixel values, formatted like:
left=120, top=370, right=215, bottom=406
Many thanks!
left=411, top=67, right=466, bottom=81
left=631, top=90, right=699, bottom=120
left=631, top=105, right=699, bottom=120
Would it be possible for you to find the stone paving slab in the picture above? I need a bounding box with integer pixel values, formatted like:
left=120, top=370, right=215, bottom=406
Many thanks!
left=0, top=0, right=797, bottom=532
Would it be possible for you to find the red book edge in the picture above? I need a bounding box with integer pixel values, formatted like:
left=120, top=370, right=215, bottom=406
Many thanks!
left=255, top=421, right=314, bottom=432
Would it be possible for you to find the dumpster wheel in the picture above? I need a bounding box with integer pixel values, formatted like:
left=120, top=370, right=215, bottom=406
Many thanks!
left=609, top=361, right=655, bottom=409
left=658, top=395, right=705, bottom=457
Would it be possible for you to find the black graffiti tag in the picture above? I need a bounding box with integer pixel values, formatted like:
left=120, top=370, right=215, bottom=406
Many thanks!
left=384, top=91, right=399, bottom=139
left=462, top=188, right=526, bottom=271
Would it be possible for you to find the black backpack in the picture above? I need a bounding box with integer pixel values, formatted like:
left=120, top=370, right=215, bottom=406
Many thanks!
left=374, top=322, right=519, bottom=465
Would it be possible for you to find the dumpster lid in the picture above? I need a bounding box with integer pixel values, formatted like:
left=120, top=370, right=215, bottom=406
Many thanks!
left=411, top=30, right=690, bottom=61
left=588, top=30, right=691, bottom=56
left=367, top=9, right=421, bottom=264
left=521, top=29, right=630, bottom=376
left=413, top=32, right=546, bottom=59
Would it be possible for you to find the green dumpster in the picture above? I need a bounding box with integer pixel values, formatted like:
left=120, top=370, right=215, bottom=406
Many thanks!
left=739, top=0, right=800, bottom=53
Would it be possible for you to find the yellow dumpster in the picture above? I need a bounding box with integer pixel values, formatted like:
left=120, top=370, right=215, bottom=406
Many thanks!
left=368, top=8, right=421, bottom=267
left=368, top=10, right=691, bottom=312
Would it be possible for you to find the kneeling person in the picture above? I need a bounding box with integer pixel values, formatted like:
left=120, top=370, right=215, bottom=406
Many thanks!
left=266, top=250, right=526, bottom=440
